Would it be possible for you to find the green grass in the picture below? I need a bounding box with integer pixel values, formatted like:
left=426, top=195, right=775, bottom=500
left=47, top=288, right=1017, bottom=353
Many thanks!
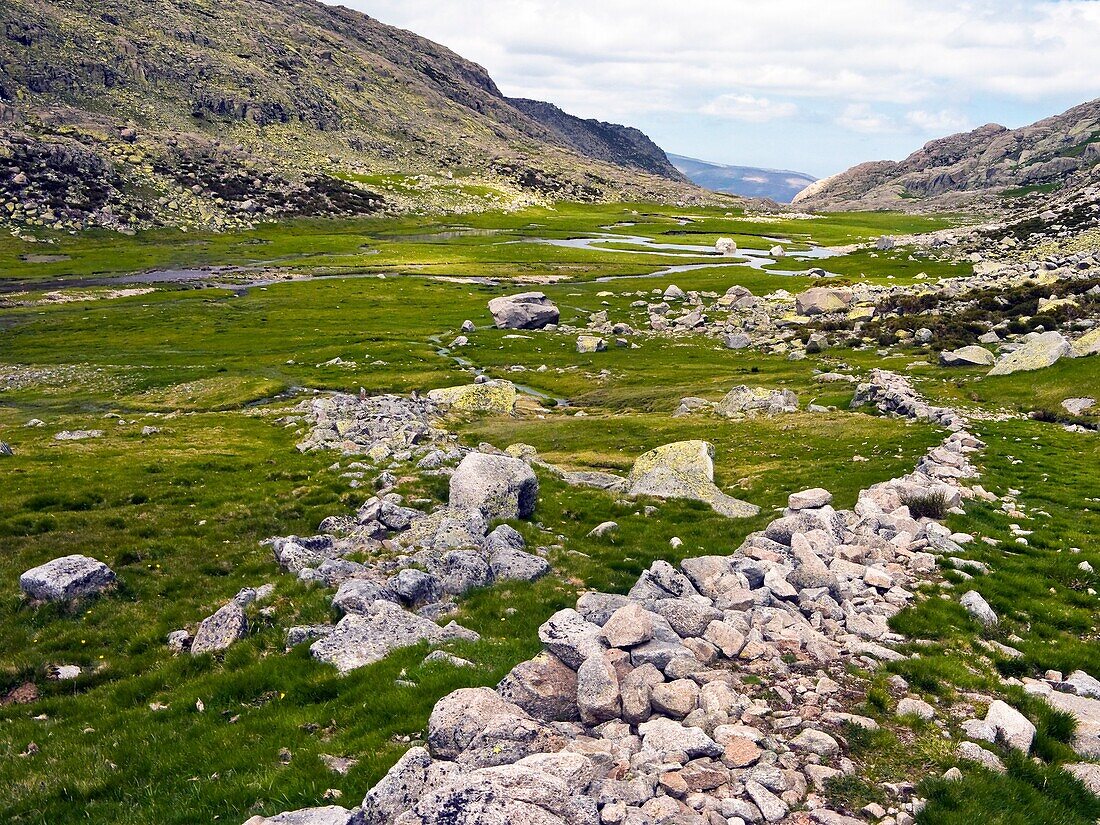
left=0, top=202, right=1098, bottom=824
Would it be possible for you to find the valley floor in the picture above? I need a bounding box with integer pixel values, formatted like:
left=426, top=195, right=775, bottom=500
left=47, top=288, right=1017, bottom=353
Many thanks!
left=0, top=203, right=1097, bottom=825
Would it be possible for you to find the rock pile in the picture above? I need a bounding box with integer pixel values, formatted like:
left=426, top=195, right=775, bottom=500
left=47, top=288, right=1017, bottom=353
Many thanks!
left=262, top=374, right=995, bottom=824
left=291, top=393, right=457, bottom=459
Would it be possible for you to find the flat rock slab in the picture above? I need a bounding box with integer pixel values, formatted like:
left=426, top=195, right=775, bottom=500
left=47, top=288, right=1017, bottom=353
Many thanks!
left=311, top=600, right=478, bottom=673
left=627, top=440, right=758, bottom=519
left=243, top=806, right=355, bottom=825
left=20, top=554, right=116, bottom=602
left=988, top=331, right=1071, bottom=376
left=427, top=380, right=516, bottom=415
left=1025, top=679, right=1100, bottom=758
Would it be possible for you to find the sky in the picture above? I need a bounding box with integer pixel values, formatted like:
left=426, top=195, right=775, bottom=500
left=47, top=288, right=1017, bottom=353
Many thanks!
left=328, top=0, right=1100, bottom=178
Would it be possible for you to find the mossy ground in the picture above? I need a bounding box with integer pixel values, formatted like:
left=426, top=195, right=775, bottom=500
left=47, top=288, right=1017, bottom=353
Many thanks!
left=0, top=203, right=1096, bottom=824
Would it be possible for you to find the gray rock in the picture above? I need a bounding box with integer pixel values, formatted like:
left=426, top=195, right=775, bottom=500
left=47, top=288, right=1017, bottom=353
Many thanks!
left=333, top=578, right=398, bottom=614
left=796, top=287, right=852, bottom=316
left=897, top=697, right=935, bottom=721
left=788, top=488, right=832, bottom=511
left=449, top=453, right=539, bottom=521
left=961, top=590, right=998, bottom=627
left=426, top=687, right=530, bottom=760
left=538, top=608, right=606, bottom=669
left=489, top=547, right=550, bottom=582
left=488, top=292, right=560, bottom=330
left=601, top=603, right=654, bottom=648
left=243, top=806, right=355, bottom=825
left=789, top=728, right=840, bottom=757
left=745, top=779, right=789, bottom=822
left=191, top=602, right=247, bottom=655
left=638, top=717, right=722, bottom=758
left=311, top=601, right=477, bottom=673
left=19, top=555, right=116, bottom=602
left=360, top=746, right=433, bottom=825
left=626, top=440, right=758, bottom=518
left=387, top=569, right=443, bottom=607
left=576, top=652, right=621, bottom=724
left=986, top=699, right=1036, bottom=753
left=497, top=652, right=579, bottom=722
left=716, top=385, right=798, bottom=416
left=1062, top=397, right=1096, bottom=416
left=956, top=741, right=1006, bottom=773
left=989, top=331, right=1072, bottom=376
left=940, top=346, right=995, bottom=367
left=398, top=507, right=487, bottom=552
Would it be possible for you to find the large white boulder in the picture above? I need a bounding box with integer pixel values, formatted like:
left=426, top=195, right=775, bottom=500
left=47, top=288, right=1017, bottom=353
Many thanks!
left=19, top=555, right=116, bottom=602
left=449, top=453, right=539, bottom=520
left=488, top=292, right=560, bottom=329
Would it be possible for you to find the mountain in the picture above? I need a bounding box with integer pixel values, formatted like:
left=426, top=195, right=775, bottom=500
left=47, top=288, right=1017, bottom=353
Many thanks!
left=0, top=0, right=706, bottom=234
left=794, top=99, right=1100, bottom=211
left=669, top=154, right=816, bottom=203
left=508, top=99, right=686, bottom=181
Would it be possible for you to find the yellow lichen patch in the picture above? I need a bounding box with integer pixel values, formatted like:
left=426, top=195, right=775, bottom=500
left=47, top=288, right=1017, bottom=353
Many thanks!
left=427, top=380, right=517, bottom=415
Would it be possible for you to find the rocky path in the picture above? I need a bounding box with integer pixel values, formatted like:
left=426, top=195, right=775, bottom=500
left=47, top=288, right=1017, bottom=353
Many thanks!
left=238, top=369, right=1100, bottom=825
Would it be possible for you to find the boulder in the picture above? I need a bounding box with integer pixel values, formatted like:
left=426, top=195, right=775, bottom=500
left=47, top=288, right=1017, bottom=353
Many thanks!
left=489, top=547, right=550, bottom=582
left=716, top=385, right=798, bottom=416
left=576, top=652, right=621, bottom=724
left=19, top=555, right=116, bottom=602
left=497, top=652, right=579, bottom=722
left=626, top=440, right=759, bottom=518
left=788, top=488, right=832, bottom=511
left=427, top=380, right=517, bottom=414
left=311, top=601, right=477, bottom=673
left=393, top=763, right=592, bottom=825
left=1064, top=763, right=1100, bottom=797
left=450, top=453, right=539, bottom=521
left=986, top=700, right=1035, bottom=753
left=427, top=687, right=530, bottom=760
left=961, top=590, right=998, bottom=627
left=575, top=335, right=606, bottom=354
left=715, top=237, right=738, bottom=255
left=488, top=292, right=560, bottom=330
left=796, top=287, right=852, bottom=316
left=988, top=331, right=1071, bottom=376
left=1071, top=327, right=1100, bottom=358
left=243, top=806, right=356, bottom=825
left=191, top=602, right=248, bottom=655
left=1062, top=397, right=1095, bottom=416
left=360, top=746, right=432, bottom=825
left=940, top=346, right=995, bottom=367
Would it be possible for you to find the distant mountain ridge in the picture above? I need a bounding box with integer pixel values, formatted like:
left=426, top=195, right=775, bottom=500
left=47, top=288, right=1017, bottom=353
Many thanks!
left=0, top=0, right=706, bottom=233
left=668, top=154, right=816, bottom=203
left=508, top=99, right=686, bottom=181
left=794, top=99, right=1100, bottom=211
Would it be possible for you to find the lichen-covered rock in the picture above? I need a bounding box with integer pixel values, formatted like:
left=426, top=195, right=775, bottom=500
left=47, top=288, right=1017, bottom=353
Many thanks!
left=427, top=380, right=517, bottom=415
left=940, top=345, right=995, bottom=367
left=311, top=601, right=477, bottom=673
left=242, top=806, right=356, bottom=825
left=191, top=602, right=248, bottom=655
left=360, top=746, right=433, bottom=825
left=1071, top=327, right=1100, bottom=358
left=795, top=287, right=852, bottom=316
left=497, top=652, right=580, bottom=722
left=19, top=555, right=116, bottom=602
left=716, top=385, right=799, bottom=416
left=488, top=292, right=560, bottom=330
left=988, top=331, right=1071, bottom=375
left=449, top=452, right=539, bottom=520
left=575, top=335, right=606, bottom=353
left=626, top=440, right=758, bottom=518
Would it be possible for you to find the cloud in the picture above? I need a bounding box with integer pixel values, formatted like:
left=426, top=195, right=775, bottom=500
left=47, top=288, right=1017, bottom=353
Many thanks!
left=700, top=94, right=797, bottom=122
left=905, top=109, right=973, bottom=134
left=837, top=104, right=896, bottom=134
left=323, top=0, right=1100, bottom=171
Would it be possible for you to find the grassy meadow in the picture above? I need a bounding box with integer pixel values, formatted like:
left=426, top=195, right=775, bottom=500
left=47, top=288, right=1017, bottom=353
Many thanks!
left=0, top=203, right=1097, bottom=824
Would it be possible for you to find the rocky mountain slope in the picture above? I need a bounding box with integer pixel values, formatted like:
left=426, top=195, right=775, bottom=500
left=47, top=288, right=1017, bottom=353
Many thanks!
left=669, top=154, right=816, bottom=203
left=795, top=99, right=1100, bottom=212
left=508, top=99, right=686, bottom=181
left=0, top=0, right=705, bottom=234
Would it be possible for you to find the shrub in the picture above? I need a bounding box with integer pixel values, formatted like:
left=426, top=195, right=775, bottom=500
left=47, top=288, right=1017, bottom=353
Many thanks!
left=901, top=489, right=951, bottom=519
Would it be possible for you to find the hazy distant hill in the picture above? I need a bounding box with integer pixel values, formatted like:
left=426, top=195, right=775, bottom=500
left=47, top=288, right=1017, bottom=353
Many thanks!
left=669, top=154, right=816, bottom=203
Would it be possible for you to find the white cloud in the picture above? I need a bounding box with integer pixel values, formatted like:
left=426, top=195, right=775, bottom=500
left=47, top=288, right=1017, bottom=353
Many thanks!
left=323, top=0, right=1100, bottom=171
left=837, top=104, right=897, bottom=134
left=700, top=94, right=797, bottom=122
left=905, top=109, right=973, bottom=134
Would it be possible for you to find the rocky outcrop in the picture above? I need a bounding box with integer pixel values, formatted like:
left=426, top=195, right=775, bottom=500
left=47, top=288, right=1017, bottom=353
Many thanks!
left=795, top=99, right=1100, bottom=211
left=19, top=555, right=116, bottom=602
left=488, top=293, right=561, bottom=330
left=988, top=331, right=1072, bottom=376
